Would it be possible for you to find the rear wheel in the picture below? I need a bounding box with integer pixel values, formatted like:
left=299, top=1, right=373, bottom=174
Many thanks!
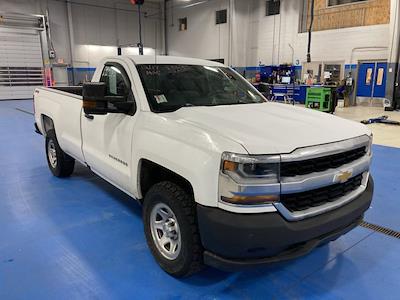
left=143, top=181, right=203, bottom=277
left=45, top=129, right=75, bottom=177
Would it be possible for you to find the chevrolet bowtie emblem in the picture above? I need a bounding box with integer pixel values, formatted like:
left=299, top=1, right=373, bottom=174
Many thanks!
left=336, top=171, right=353, bottom=183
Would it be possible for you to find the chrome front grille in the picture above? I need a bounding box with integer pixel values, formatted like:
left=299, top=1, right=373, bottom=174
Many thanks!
left=280, top=174, right=363, bottom=212
left=280, top=147, right=366, bottom=177
left=275, top=135, right=371, bottom=221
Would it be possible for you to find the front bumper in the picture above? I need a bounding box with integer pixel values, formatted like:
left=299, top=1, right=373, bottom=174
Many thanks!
left=197, top=176, right=374, bottom=271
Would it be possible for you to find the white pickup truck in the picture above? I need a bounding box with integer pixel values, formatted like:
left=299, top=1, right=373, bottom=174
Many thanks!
left=34, top=55, right=374, bottom=277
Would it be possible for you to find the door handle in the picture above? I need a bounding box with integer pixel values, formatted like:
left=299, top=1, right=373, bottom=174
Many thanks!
left=84, top=113, right=94, bottom=120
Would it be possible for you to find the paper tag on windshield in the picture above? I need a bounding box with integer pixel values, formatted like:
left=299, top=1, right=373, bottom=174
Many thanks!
left=154, top=94, right=168, bottom=104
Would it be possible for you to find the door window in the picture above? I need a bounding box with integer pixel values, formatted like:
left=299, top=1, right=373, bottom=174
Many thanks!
left=100, top=64, right=130, bottom=97
left=365, top=68, right=373, bottom=85
left=376, top=68, right=384, bottom=86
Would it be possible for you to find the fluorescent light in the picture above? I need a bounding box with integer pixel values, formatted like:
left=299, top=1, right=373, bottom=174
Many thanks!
left=122, top=47, right=155, bottom=55
left=182, top=1, right=208, bottom=8
left=78, top=44, right=155, bottom=55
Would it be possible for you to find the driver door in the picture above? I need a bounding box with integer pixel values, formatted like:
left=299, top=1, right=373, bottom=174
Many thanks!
left=81, top=61, right=137, bottom=194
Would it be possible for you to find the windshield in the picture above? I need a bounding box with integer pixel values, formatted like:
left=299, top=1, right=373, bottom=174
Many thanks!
left=136, top=64, right=265, bottom=112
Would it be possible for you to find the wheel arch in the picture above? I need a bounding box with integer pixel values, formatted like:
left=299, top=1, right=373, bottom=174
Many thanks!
left=41, top=114, right=55, bottom=135
left=138, top=159, right=194, bottom=202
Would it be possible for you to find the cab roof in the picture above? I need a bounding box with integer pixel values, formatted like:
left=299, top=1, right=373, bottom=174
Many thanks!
left=127, top=55, right=226, bottom=67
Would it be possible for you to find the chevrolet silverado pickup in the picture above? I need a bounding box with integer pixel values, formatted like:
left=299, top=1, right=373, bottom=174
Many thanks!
left=34, top=55, right=374, bottom=277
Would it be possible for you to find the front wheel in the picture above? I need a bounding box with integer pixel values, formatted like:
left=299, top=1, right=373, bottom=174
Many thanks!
left=143, top=181, right=203, bottom=277
left=45, top=130, right=75, bottom=177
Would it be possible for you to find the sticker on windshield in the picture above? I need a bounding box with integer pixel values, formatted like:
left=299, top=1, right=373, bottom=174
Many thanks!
left=154, top=94, right=168, bottom=104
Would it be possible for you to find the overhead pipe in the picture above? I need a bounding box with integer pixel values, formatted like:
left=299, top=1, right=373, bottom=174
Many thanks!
left=228, top=0, right=233, bottom=66
left=137, top=3, right=144, bottom=55
left=66, top=1, right=76, bottom=84
left=391, top=39, right=400, bottom=110
left=289, top=43, right=294, bottom=65
left=390, top=0, right=400, bottom=110
left=164, top=0, right=168, bottom=55
left=307, top=0, right=314, bottom=63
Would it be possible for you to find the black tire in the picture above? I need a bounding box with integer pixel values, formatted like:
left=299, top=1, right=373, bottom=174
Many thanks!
left=143, top=181, right=203, bottom=277
left=45, top=129, right=75, bottom=177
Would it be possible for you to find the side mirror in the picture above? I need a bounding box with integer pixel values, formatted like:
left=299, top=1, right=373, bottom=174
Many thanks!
left=82, top=82, right=136, bottom=115
left=82, top=82, right=108, bottom=115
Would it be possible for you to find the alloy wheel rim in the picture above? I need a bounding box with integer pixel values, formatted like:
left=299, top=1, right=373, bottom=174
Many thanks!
left=47, top=140, right=57, bottom=168
left=150, top=203, right=181, bottom=260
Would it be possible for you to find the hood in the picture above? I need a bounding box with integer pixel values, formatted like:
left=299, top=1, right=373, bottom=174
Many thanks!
left=164, top=102, right=370, bottom=154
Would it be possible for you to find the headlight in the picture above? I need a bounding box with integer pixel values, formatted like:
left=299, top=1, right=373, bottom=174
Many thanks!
left=219, top=152, right=280, bottom=206
left=221, top=152, right=280, bottom=183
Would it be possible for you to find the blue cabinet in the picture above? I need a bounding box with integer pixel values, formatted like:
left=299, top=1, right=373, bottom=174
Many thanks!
left=269, top=84, right=308, bottom=104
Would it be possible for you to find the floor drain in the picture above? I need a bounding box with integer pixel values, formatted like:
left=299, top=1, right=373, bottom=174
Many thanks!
left=360, top=221, right=400, bottom=239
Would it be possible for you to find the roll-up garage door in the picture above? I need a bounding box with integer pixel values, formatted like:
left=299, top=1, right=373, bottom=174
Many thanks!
left=0, top=30, right=44, bottom=100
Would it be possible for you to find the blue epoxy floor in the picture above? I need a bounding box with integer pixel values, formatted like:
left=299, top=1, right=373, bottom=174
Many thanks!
left=0, top=100, right=399, bottom=299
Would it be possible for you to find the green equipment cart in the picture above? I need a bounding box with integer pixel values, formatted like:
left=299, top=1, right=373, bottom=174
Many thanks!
left=305, top=87, right=334, bottom=113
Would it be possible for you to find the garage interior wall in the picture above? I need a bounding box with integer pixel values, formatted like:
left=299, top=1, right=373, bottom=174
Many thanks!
left=166, top=0, right=392, bottom=68
left=0, top=0, right=394, bottom=68
left=0, top=0, right=398, bottom=102
left=0, top=0, right=163, bottom=85
left=70, top=0, right=163, bottom=65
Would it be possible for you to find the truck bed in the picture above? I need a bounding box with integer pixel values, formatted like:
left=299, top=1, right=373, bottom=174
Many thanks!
left=50, top=86, right=83, bottom=96
left=34, top=86, right=85, bottom=163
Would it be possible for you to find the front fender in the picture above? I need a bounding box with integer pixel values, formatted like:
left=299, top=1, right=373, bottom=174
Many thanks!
left=131, top=113, right=246, bottom=207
